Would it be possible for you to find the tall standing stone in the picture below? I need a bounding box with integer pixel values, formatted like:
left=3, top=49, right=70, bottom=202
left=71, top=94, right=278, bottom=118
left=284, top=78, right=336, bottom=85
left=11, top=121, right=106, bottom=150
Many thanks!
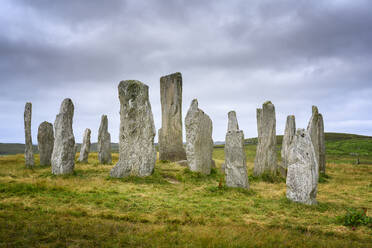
left=37, top=121, right=54, bottom=166
left=185, top=99, right=213, bottom=175
left=98, top=115, right=112, bottom=164
left=24, top=102, right=34, bottom=168
left=253, top=101, right=277, bottom=176
left=78, top=128, right=91, bottom=163
left=51, top=98, right=75, bottom=175
left=225, top=111, right=249, bottom=189
left=280, top=115, right=296, bottom=176
left=286, top=129, right=318, bottom=205
left=110, top=80, right=156, bottom=178
left=158, top=72, right=187, bottom=162
left=318, top=114, right=326, bottom=174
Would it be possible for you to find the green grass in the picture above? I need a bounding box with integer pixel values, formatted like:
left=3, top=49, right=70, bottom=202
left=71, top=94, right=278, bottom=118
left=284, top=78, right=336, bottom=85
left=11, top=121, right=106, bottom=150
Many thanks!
left=0, top=138, right=371, bottom=247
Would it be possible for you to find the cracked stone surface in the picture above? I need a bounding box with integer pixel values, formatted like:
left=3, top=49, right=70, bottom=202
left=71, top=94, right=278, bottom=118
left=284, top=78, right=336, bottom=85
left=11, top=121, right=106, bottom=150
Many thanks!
left=37, top=121, right=54, bottom=166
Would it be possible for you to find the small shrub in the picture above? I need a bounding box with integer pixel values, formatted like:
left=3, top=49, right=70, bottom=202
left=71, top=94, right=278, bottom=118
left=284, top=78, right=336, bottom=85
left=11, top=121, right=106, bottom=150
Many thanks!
left=338, top=208, right=372, bottom=229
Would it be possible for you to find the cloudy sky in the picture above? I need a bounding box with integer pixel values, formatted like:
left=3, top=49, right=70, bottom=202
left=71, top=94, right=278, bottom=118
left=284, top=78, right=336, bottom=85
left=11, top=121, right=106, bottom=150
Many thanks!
left=1, top=0, right=372, bottom=144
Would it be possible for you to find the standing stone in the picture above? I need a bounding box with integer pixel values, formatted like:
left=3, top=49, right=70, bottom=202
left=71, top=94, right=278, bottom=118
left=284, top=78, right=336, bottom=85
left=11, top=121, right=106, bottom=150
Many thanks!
left=224, top=111, right=249, bottom=189
left=280, top=115, right=296, bottom=176
left=24, top=102, right=34, bottom=168
left=253, top=101, right=277, bottom=176
left=110, top=80, right=156, bottom=177
left=318, top=114, right=326, bottom=174
left=185, top=99, right=213, bottom=175
left=78, top=128, right=91, bottom=163
left=51, top=98, right=75, bottom=175
left=37, top=121, right=54, bottom=166
left=98, top=115, right=112, bottom=164
left=286, top=129, right=318, bottom=205
left=158, top=72, right=187, bottom=162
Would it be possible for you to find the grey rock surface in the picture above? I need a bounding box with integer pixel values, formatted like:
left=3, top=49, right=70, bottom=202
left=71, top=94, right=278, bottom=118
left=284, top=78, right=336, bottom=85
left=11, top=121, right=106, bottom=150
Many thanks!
left=98, top=115, right=112, bottom=164
left=253, top=101, right=277, bottom=176
left=51, top=98, right=75, bottom=175
left=176, top=160, right=188, bottom=167
left=158, top=72, right=187, bottom=162
left=280, top=115, right=296, bottom=176
left=224, top=111, right=249, bottom=188
left=318, top=114, right=326, bottom=174
left=78, top=128, right=91, bottom=163
left=37, top=121, right=54, bottom=166
left=110, top=80, right=156, bottom=178
left=24, top=102, right=34, bottom=167
left=286, top=128, right=319, bottom=205
left=185, top=99, right=213, bottom=175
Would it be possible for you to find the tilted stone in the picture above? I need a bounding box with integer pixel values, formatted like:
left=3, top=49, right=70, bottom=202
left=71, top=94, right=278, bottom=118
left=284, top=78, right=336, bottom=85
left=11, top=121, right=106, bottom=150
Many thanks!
left=24, top=102, right=34, bottom=167
left=37, top=121, right=54, bottom=166
left=253, top=101, right=277, bottom=176
left=185, top=99, right=213, bottom=175
left=318, top=114, right=326, bottom=174
left=110, top=80, right=156, bottom=177
left=51, top=98, right=75, bottom=175
left=224, top=111, right=249, bottom=189
left=98, top=115, right=112, bottom=164
left=280, top=115, right=296, bottom=176
left=78, top=128, right=91, bottom=163
left=286, top=128, right=319, bottom=205
left=158, top=72, right=187, bottom=162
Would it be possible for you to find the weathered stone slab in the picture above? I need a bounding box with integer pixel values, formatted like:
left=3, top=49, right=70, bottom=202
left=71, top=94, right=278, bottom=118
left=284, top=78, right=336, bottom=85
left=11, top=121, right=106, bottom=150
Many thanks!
left=318, top=114, right=326, bottom=174
left=110, top=80, right=156, bottom=178
left=286, top=128, right=318, bottom=205
left=280, top=115, right=296, bottom=176
left=24, top=102, right=34, bottom=168
left=37, top=121, right=54, bottom=166
left=78, top=128, right=91, bottom=163
left=158, top=72, right=187, bottom=162
left=224, top=111, right=249, bottom=189
left=51, top=98, right=75, bottom=175
left=253, top=101, right=277, bottom=176
left=98, top=115, right=112, bottom=164
left=185, top=99, right=213, bottom=175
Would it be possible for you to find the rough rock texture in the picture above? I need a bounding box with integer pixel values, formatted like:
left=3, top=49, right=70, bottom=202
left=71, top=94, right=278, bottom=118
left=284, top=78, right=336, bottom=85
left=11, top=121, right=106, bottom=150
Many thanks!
left=286, top=129, right=319, bottom=205
left=78, top=128, right=91, bottom=163
left=185, top=99, right=213, bottom=175
left=98, top=115, right=112, bottom=164
left=24, top=102, right=34, bottom=167
left=37, top=121, right=54, bottom=166
left=51, top=98, right=75, bottom=175
left=224, top=111, right=249, bottom=188
left=158, top=72, right=187, bottom=161
left=110, top=80, right=156, bottom=178
left=253, top=101, right=277, bottom=176
left=318, top=114, right=326, bottom=174
left=176, top=160, right=188, bottom=167
left=307, top=106, right=326, bottom=174
left=280, top=115, right=296, bottom=176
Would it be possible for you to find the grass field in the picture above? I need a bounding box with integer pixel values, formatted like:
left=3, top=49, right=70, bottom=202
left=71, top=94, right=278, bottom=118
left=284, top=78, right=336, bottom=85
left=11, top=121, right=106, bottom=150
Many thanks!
left=0, top=136, right=372, bottom=247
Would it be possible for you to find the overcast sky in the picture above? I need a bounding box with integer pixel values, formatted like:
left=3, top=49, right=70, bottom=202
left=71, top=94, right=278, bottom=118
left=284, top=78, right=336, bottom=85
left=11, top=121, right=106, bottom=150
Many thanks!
left=1, top=0, right=372, bottom=144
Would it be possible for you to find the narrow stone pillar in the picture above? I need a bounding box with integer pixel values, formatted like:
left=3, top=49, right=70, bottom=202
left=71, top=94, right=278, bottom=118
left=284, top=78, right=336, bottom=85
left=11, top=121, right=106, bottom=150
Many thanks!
left=280, top=115, right=296, bottom=176
left=98, top=115, right=112, bottom=164
left=158, top=72, right=187, bottom=162
left=110, top=80, right=156, bottom=178
left=24, top=102, right=34, bottom=168
left=318, top=114, right=326, bottom=174
left=225, top=111, right=249, bottom=188
left=78, top=128, right=91, bottom=163
left=185, top=99, right=213, bottom=175
left=37, top=121, right=54, bottom=166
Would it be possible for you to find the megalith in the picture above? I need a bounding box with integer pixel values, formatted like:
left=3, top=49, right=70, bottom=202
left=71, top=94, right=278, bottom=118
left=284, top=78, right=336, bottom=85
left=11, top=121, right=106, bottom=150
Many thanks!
left=37, top=121, right=54, bottom=166
left=110, top=80, right=156, bottom=178
left=318, top=114, right=326, bottom=174
left=286, top=129, right=319, bottom=205
left=51, top=98, right=75, bottom=175
left=158, top=72, right=187, bottom=162
left=24, top=102, right=34, bottom=168
left=280, top=115, right=296, bottom=176
left=253, top=101, right=277, bottom=176
left=78, top=128, right=91, bottom=163
left=224, top=111, right=249, bottom=189
left=185, top=99, right=213, bottom=175
left=98, top=115, right=112, bottom=164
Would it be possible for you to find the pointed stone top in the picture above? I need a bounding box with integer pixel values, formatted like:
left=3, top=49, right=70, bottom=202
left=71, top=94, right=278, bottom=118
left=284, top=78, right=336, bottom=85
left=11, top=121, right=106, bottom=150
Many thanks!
left=228, top=111, right=239, bottom=131
left=161, top=72, right=182, bottom=80
left=312, top=105, right=319, bottom=115
left=60, top=98, right=74, bottom=114
left=190, top=99, right=198, bottom=110
left=263, top=101, right=272, bottom=106
left=100, top=115, right=108, bottom=131
left=25, top=102, right=32, bottom=107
